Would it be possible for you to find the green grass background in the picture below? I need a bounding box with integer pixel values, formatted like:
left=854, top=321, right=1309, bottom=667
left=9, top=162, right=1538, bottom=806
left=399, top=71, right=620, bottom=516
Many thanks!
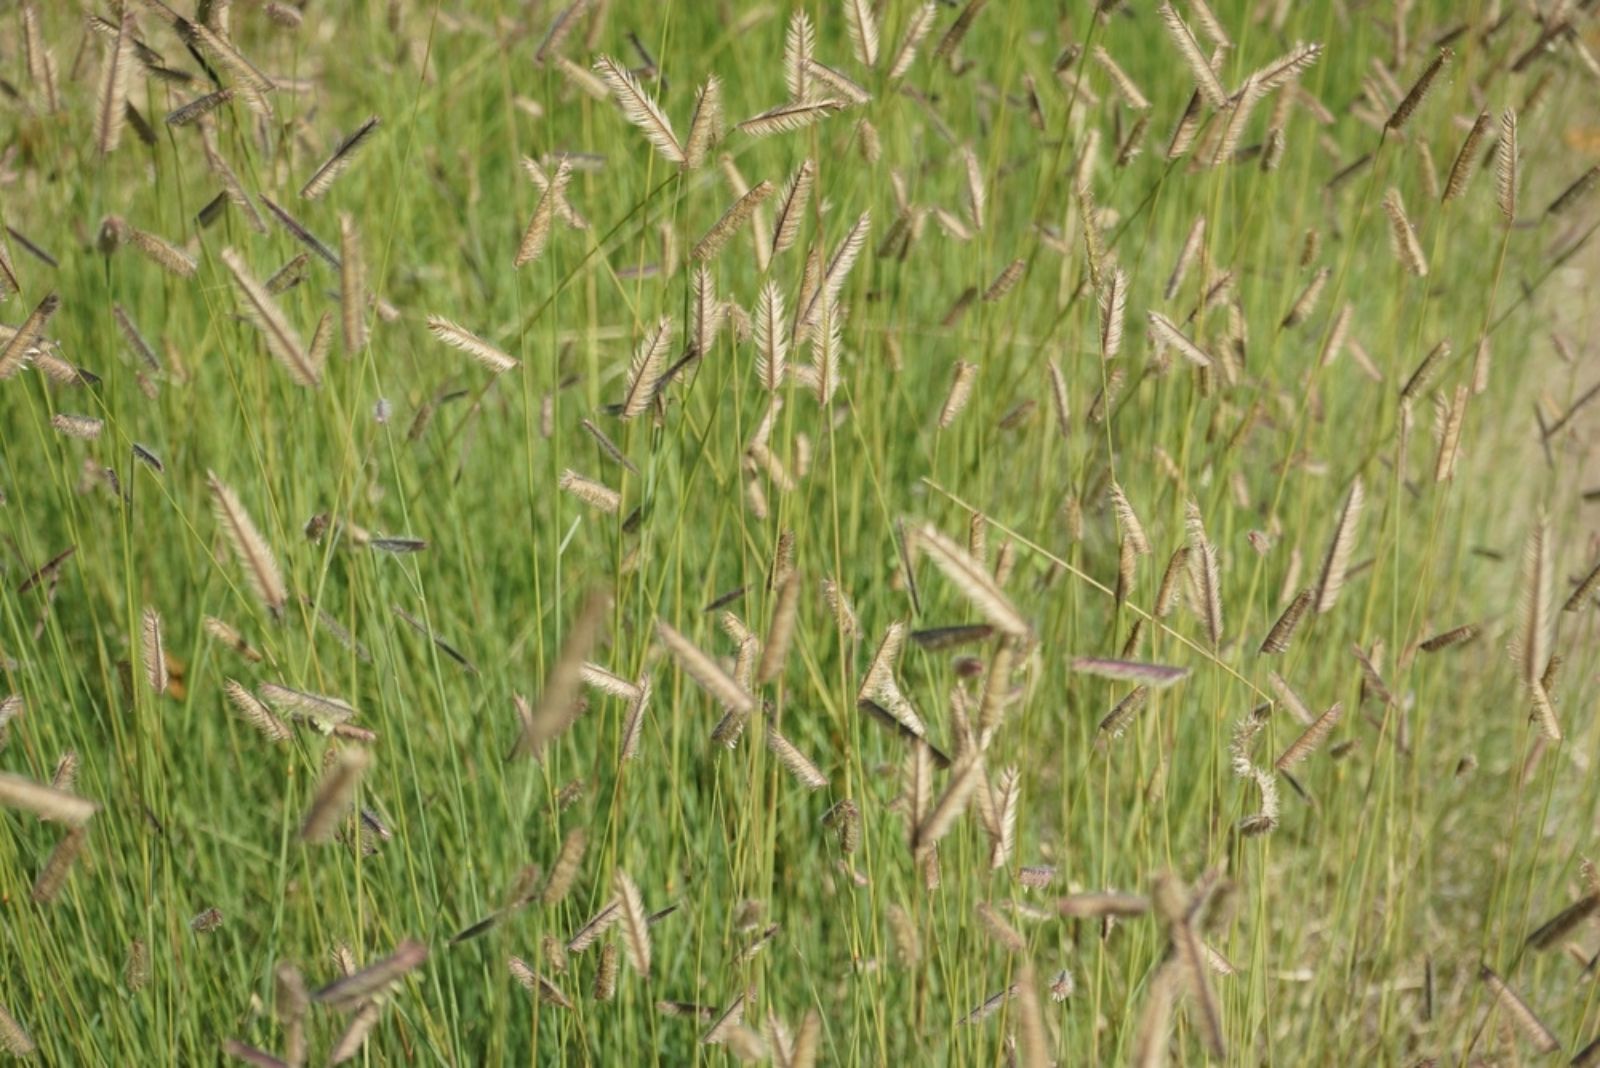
left=2, top=0, right=1599, bottom=1063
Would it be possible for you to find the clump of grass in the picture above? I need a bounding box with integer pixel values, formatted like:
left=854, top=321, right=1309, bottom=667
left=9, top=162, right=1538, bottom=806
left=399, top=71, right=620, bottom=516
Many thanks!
left=0, top=0, right=1597, bottom=1063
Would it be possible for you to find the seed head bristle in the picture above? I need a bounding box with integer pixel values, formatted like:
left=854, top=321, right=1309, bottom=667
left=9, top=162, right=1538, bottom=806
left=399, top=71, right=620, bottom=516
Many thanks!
left=208, top=471, right=288, bottom=620
left=1312, top=478, right=1364, bottom=613
left=594, top=55, right=683, bottom=163
left=1496, top=109, right=1519, bottom=221
left=1385, top=49, right=1450, bottom=132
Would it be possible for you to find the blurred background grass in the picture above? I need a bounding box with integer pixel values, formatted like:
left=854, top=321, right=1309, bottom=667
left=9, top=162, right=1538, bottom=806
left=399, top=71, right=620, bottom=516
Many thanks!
left=2, top=0, right=1599, bottom=1062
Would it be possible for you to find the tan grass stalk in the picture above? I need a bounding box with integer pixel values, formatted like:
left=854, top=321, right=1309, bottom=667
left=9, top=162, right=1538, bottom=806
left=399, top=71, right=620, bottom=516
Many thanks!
left=224, top=680, right=291, bottom=742
left=94, top=12, right=134, bottom=154
left=1418, top=623, right=1479, bottom=652
left=686, top=271, right=724, bottom=363
left=784, top=11, right=814, bottom=99
left=983, top=258, right=1025, bottom=302
left=207, top=618, right=264, bottom=663
left=515, top=159, right=571, bottom=268
left=539, top=827, right=588, bottom=906
left=1100, top=268, right=1128, bottom=359
left=1479, top=966, right=1559, bottom=1053
left=0, top=237, right=16, bottom=300
left=1046, top=361, right=1070, bottom=438
left=912, top=522, right=1030, bottom=638
left=1382, top=188, right=1428, bottom=276
left=1093, top=46, right=1150, bottom=110
left=702, top=990, right=751, bottom=1045
left=1166, top=215, right=1206, bottom=300
left=987, top=765, right=1019, bottom=869
left=1312, top=478, right=1364, bottom=613
left=933, top=0, right=988, bottom=61
left=1282, top=267, right=1330, bottom=328
left=748, top=282, right=787, bottom=396
left=0, top=291, right=59, bottom=379
left=1547, top=164, right=1600, bottom=217
left=1097, top=686, right=1150, bottom=741
left=338, top=214, right=368, bottom=353
left=1155, top=547, right=1190, bottom=618
left=1260, top=589, right=1311, bottom=654
left=912, top=757, right=983, bottom=854
left=1210, top=74, right=1262, bottom=165
left=1275, top=702, right=1344, bottom=769
left=656, top=620, right=757, bottom=715
left=756, top=574, right=801, bottom=684
left=594, top=55, right=683, bottom=163
left=976, top=640, right=1016, bottom=740
left=298, top=747, right=371, bottom=842
left=0, top=1002, right=36, bottom=1057
left=142, top=607, right=168, bottom=694
left=192, top=22, right=275, bottom=106
left=208, top=471, right=288, bottom=619
left=801, top=212, right=872, bottom=331
left=51, top=413, right=102, bottom=439
left=580, top=663, right=638, bottom=701
left=770, top=159, right=816, bottom=260
left=1433, top=385, right=1467, bottom=482
left=1385, top=49, right=1450, bottom=132
left=1185, top=502, right=1223, bottom=646
left=963, top=146, right=987, bottom=231
left=566, top=901, right=619, bottom=954
left=21, top=4, right=59, bottom=114
left=1157, top=2, right=1228, bottom=108
left=535, top=0, right=593, bottom=63
left=326, top=1002, right=381, bottom=1062
left=693, top=181, right=776, bottom=263
left=559, top=470, right=621, bottom=513
left=521, top=157, right=588, bottom=230
left=938, top=361, right=980, bottom=428
left=1072, top=658, right=1188, bottom=687
left=1264, top=671, right=1314, bottom=726
left=31, top=825, right=86, bottom=903
left=1058, top=891, right=1151, bottom=918
left=518, top=591, right=610, bottom=758
left=1526, top=894, right=1599, bottom=950
left=199, top=125, right=267, bottom=232
left=1443, top=110, right=1491, bottom=202
left=312, top=939, right=427, bottom=1009
left=842, top=0, right=879, bottom=66
left=888, top=3, right=937, bottom=81
left=976, top=900, right=1025, bottom=953
left=619, top=317, right=672, bottom=418
left=766, top=723, right=828, bottom=789
left=221, top=248, right=316, bottom=385
left=1167, top=90, right=1205, bottom=161
left=613, top=870, right=652, bottom=976
left=1253, top=43, right=1323, bottom=93
left=1563, top=559, right=1600, bottom=613
left=0, top=771, right=96, bottom=825
left=1148, top=312, right=1214, bottom=367
left=553, top=55, right=609, bottom=98
left=301, top=116, right=380, bottom=199
left=120, top=223, right=198, bottom=279
left=682, top=76, right=723, bottom=171
left=1496, top=109, right=1518, bottom=221
left=509, top=957, right=572, bottom=1008
left=1516, top=517, right=1551, bottom=689
left=737, top=99, right=844, bottom=138
left=1108, top=482, right=1151, bottom=555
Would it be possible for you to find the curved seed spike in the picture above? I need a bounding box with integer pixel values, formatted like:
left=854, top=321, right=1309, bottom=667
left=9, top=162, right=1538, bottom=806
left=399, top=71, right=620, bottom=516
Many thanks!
left=593, top=55, right=683, bottom=163
left=1312, top=479, right=1364, bottom=614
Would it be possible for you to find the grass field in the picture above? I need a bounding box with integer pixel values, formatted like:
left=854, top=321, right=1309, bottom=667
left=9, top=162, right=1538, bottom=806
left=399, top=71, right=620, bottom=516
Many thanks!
left=2, top=0, right=1599, bottom=1063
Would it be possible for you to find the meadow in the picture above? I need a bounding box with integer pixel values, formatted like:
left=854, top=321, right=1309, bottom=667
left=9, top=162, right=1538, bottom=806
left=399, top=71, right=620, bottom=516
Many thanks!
left=2, top=0, right=1599, bottom=1063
